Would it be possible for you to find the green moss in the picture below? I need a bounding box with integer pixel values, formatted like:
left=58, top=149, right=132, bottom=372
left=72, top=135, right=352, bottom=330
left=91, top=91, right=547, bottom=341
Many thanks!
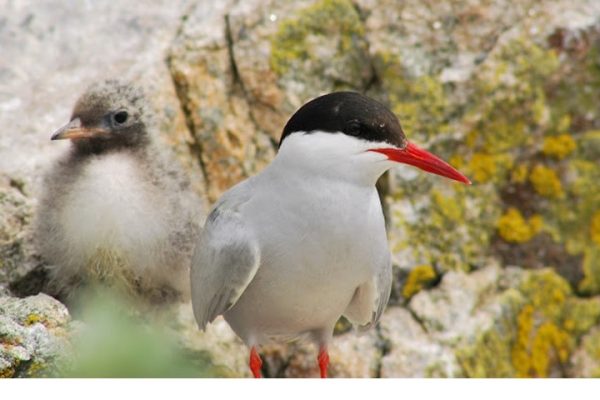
left=270, top=0, right=365, bottom=75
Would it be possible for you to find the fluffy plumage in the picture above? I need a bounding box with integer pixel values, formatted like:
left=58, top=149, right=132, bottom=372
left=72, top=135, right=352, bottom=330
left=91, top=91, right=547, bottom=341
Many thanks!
left=35, top=80, right=201, bottom=303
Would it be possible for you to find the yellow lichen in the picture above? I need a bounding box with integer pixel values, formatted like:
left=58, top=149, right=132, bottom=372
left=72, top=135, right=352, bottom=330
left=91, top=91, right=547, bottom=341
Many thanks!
left=542, top=134, right=577, bottom=159
left=468, top=153, right=497, bottom=183
left=579, top=247, right=600, bottom=295
left=529, top=165, right=563, bottom=198
left=513, top=311, right=571, bottom=377
left=375, top=50, right=450, bottom=140
left=563, top=297, right=600, bottom=335
left=591, top=211, right=600, bottom=246
left=403, top=265, right=437, bottom=299
left=512, top=304, right=534, bottom=376
left=270, top=0, right=365, bottom=75
left=511, top=164, right=529, bottom=183
left=531, top=322, right=570, bottom=375
left=24, top=313, right=44, bottom=326
left=465, top=152, right=515, bottom=184
left=431, top=190, right=462, bottom=223
left=458, top=270, right=599, bottom=377
left=511, top=271, right=573, bottom=377
left=497, top=208, right=543, bottom=243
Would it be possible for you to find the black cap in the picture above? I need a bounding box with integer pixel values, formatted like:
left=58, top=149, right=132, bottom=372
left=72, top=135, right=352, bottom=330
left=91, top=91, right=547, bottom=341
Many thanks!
left=279, top=92, right=407, bottom=149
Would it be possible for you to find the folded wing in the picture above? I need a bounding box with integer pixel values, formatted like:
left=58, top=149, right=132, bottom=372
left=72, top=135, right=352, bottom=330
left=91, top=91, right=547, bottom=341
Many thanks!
left=190, top=206, right=261, bottom=330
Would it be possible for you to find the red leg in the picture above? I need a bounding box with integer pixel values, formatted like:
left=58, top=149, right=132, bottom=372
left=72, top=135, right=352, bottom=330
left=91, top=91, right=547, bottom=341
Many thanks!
left=318, top=346, right=330, bottom=378
left=249, top=346, right=263, bottom=378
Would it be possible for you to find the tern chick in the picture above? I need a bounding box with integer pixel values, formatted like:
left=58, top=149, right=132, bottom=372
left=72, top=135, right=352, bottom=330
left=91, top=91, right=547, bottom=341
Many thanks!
left=36, top=80, right=201, bottom=304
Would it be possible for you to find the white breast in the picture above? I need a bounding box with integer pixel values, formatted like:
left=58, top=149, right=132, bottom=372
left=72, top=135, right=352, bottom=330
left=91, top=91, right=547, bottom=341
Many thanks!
left=224, top=174, right=389, bottom=344
left=59, top=152, right=169, bottom=275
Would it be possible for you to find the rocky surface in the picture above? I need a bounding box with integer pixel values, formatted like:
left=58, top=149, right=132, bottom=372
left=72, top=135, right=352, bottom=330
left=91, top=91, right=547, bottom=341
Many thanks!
left=0, top=294, right=74, bottom=377
left=0, top=173, right=35, bottom=297
left=1, top=0, right=600, bottom=378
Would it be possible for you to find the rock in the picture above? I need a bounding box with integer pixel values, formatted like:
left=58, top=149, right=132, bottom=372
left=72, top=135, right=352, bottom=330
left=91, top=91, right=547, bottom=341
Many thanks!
left=177, top=297, right=381, bottom=378
left=452, top=268, right=600, bottom=377
left=409, top=265, right=501, bottom=341
left=2, top=0, right=600, bottom=379
left=174, top=303, right=249, bottom=377
left=0, top=174, right=36, bottom=296
left=257, top=329, right=380, bottom=378
left=379, top=307, right=458, bottom=377
left=0, top=294, right=73, bottom=377
left=570, top=326, right=600, bottom=378
left=168, top=0, right=281, bottom=202
left=0, top=0, right=207, bottom=199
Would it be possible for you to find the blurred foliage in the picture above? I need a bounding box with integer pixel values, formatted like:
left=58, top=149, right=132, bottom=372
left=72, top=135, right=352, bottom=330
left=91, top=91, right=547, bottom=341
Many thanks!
left=56, top=287, right=224, bottom=378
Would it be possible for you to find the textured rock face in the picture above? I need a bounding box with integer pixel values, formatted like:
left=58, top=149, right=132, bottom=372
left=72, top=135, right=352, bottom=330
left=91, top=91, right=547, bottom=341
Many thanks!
left=2, top=0, right=600, bottom=378
left=0, top=174, right=35, bottom=296
left=0, top=0, right=206, bottom=197
left=0, top=294, right=73, bottom=377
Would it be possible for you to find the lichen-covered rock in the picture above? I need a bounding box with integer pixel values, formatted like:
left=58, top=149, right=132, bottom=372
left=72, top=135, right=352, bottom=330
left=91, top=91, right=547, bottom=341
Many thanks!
left=2, top=0, right=600, bottom=379
left=0, top=294, right=73, bottom=377
left=454, top=268, right=600, bottom=377
left=409, top=266, right=501, bottom=341
left=570, top=326, right=600, bottom=378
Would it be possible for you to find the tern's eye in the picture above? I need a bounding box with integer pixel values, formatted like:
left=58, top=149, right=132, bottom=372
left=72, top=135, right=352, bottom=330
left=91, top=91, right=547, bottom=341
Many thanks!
left=112, top=111, right=129, bottom=125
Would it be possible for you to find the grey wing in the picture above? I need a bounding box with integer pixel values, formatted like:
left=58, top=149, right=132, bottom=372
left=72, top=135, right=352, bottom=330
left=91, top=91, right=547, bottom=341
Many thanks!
left=370, top=256, right=392, bottom=328
left=190, top=207, right=260, bottom=330
left=343, top=255, right=392, bottom=330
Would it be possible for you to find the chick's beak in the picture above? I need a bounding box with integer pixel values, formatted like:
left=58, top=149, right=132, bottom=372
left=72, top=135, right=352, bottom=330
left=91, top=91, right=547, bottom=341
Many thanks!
left=51, top=118, right=107, bottom=140
left=370, top=142, right=471, bottom=185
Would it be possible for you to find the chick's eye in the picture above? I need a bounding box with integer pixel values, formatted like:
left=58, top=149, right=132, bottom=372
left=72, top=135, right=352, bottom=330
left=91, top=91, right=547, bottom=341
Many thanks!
left=113, top=111, right=128, bottom=125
